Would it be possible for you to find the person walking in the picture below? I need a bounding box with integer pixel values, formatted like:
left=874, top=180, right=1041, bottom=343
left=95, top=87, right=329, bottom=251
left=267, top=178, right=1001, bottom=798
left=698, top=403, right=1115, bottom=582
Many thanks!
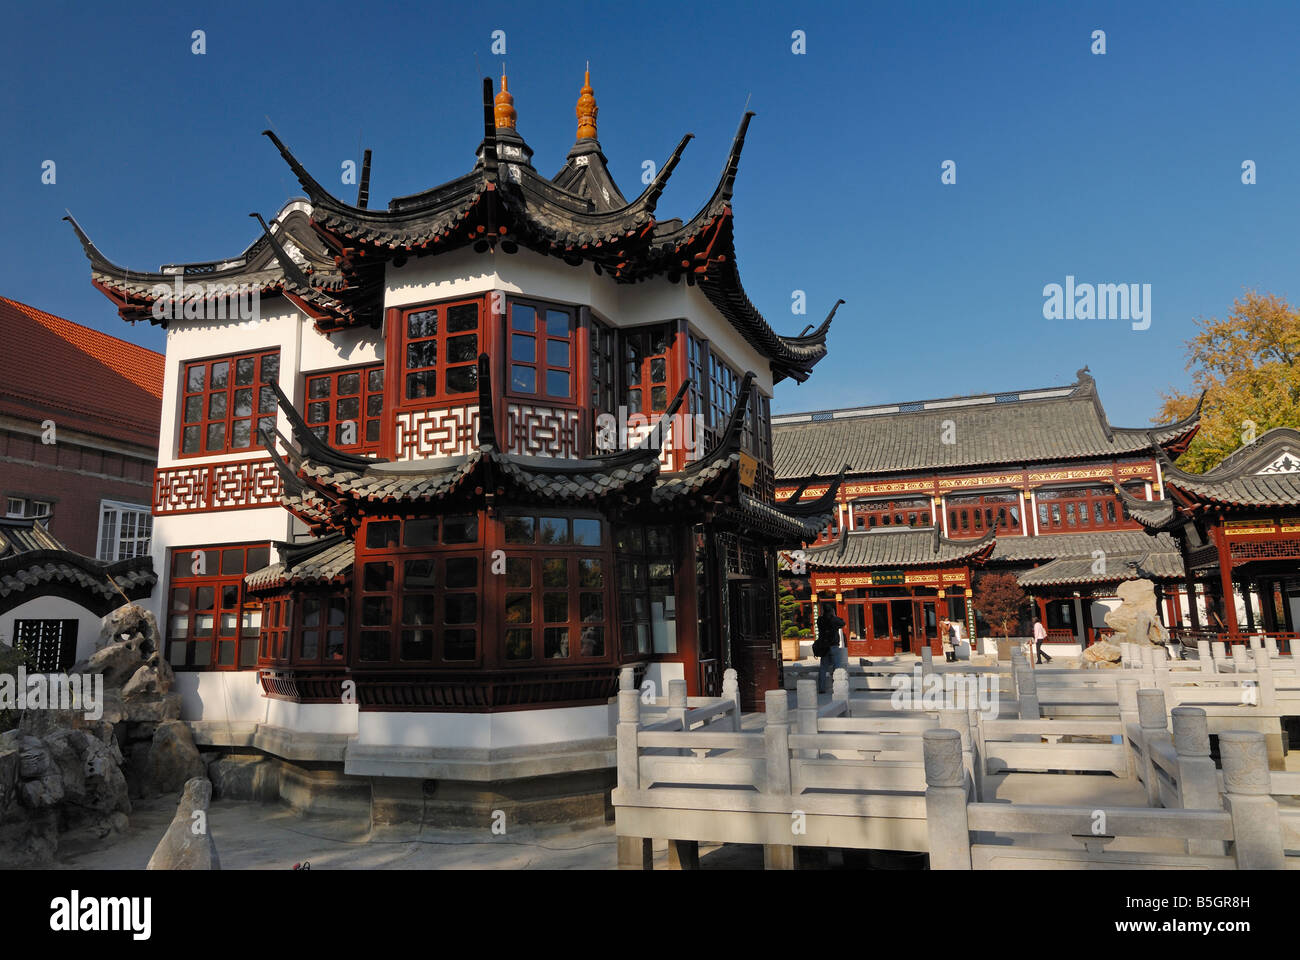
left=1033, top=616, right=1052, bottom=664
left=814, top=606, right=845, bottom=694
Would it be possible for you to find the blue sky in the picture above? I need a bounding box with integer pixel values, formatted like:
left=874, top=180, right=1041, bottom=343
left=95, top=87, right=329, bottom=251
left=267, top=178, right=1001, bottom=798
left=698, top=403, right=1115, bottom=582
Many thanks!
left=2, top=0, right=1297, bottom=425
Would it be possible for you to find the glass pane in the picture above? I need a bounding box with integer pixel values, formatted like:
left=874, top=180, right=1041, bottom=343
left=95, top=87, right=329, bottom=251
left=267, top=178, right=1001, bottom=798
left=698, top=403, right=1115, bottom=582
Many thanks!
left=545, top=310, right=570, bottom=337
left=572, top=519, right=601, bottom=546
left=360, top=631, right=389, bottom=662
left=247, top=546, right=269, bottom=572
left=578, top=558, right=603, bottom=588
left=651, top=386, right=667, bottom=410
left=580, top=592, right=604, bottom=622
left=207, top=392, right=227, bottom=419
left=445, top=594, right=477, bottom=625
left=195, top=614, right=214, bottom=637
left=363, top=561, right=393, bottom=592
left=205, top=422, right=226, bottom=451
left=448, top=334, right=478, bottom=363
left=186, top=365, right=205, bottom=392
left=505, top=557, right=531, bottom=588
left=336, top=397, right=360, bottom=421
left=504, top=515, right=535, bottom=543
left=368, top=368, right=384, bottom=392
left=546, top=340, right=570, bottom=368
left=401, top=629, right=433, bottom=660
left=231, top=388, right=252, bottom=418
left=404, top=519, right=438, bottom=547
left=539, top=517, right=569, bottom=544
left=404, top=558, right=436, bottom=588
left=445, top=557, right=477, bottom=588
left=650, top=357, right=666, bottom=382
left=182, top=425, right=201, bottom=453
left=511, top=335, right=536, bottom=363
left=210, top=362, right=229, bottom=389
left=362, top=596, right=392, bottom=626
left=259, top=385, right=278, bottom=414
left=546, top=370, right=570, bottom=398
left=338, top=372, right=360, bottom=395
left=511, top=304, right=536, bottom=332
left=443, top=629, right=475, bottom=661
left=505, top=593, right=532, bottom=624
left=308, top=377, right=330, bottom=399
left=183, top=395, right=202, bottom=423
left=366, top=521, right=400, bottom=549
left=406, top=340, right=437, bottom=369
left=543, top=558, right=567, bottom=588
left=442, top=515, right=477, bottom=543
left=448, top=303, right=478, bottom=332
left=445, top=365, right=477, bottom=394
left=511, top=365, right=536, bottom=393
left=505, top=628, right=532, bottom=661
left=544, top=627, right=569, bottom=659
left=544, top=593, right=568, bottom=623
left=302, top=631, right=319, bottom=660
left=407, top=310, right=437, bottom=339
left=406, top=370, right=435, bottom=399
left=579, top=626, right=605, bottom=657
left=217, top=641, right=235, bottom=666
left=194, top=586, right=215, bottom=611
left=260, top=354, right=279, bottom=383
left=235, top=357, right=255, bottom=385
left=231, top=420, right=251, bottom=448
left=168, top=615, right=189, bottom=638
left=403, top=594, right=437, bottom=625
left=170, top=588, right=190, bottom=611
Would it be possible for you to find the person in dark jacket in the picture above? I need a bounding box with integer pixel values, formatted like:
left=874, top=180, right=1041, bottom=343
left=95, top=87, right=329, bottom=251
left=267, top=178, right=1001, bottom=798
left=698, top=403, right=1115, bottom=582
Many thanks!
left=814, top=607, right=846, bottom=694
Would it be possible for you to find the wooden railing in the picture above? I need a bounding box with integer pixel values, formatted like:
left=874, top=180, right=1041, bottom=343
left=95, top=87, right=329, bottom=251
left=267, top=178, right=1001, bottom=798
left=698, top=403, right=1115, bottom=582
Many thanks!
left=154, top=457, right=282, bottom=515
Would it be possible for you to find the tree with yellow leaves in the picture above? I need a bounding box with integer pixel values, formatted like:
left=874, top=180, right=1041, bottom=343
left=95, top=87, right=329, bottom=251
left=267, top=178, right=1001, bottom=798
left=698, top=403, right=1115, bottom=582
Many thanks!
left=1156, top=291, right=1300, bottom=473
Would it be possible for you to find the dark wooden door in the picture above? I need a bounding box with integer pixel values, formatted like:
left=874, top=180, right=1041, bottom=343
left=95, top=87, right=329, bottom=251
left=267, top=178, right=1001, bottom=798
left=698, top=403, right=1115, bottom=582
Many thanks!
left=728, top=579, right=779, bottom=712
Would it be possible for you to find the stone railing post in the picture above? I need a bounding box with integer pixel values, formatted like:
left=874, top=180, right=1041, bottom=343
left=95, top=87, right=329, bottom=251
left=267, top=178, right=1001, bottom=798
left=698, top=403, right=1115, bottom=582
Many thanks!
left=722, top=668, right=741, bottom=731
left=1220, top=731, right=1286, bottom=869
left=1137, top=688, right=1168, bottom=806
left=619, top=666, right=636, bottom=691
left=831, top=667, right=849, bottom=708
left=923, top=729, right=972, bottom=869
left=796, top=679, right=818, bottom=758
left=1263, top=636, right=1279, bottom=657
left=667, top=679, right=688, bottom=730
left=921, top=646, right=934, bottom=674
left=617, top=687, right=641, bottom=792
left=1231, top=644, right=1251, bottom=675
left=1014, top=659, right=1039, bottom=719
left=940, top=707, right=978, bottom=800
left=1252, top=644, right=1276, bottom=712
left=1171, top=706, right=1224, bottom=856
left=1116, top=678, right=1140, bottom=778
left=1197, top=640, right=1214, bottom=675
left=1211, top=640, right=1227, bottom=665
left=762, top=689, right=795, bottom=870
left=834, top=645, right=849, bottom=669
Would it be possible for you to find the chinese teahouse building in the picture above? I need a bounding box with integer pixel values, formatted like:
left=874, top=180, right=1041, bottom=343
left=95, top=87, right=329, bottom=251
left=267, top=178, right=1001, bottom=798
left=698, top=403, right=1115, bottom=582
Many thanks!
left=67, top=74, right=835, bottom=811
left=774, top=369, right=1202, bottom=657
left=1120, top=426, right=1300, bottom=649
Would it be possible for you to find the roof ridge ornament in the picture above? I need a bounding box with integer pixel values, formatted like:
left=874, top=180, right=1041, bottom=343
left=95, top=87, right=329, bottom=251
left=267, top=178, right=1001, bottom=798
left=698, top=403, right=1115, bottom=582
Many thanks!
left=495, top=71, right=516, bottom=130
left=576, top=66, right=597, bottom=140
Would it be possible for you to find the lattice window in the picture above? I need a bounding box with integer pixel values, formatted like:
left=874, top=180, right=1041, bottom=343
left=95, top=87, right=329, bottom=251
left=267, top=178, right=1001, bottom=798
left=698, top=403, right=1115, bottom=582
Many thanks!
left=179, top=350, right=280, bottom=457
left=304, top=365, right=384, bottom=455
left=948, top=492, right=1021, bottom=537
left=623, top=325, right=673, bottom=416
left=857, top=496, right=934, bottom=530
left=402, top=299, right=480, bottom=401
left=166, top=543, right=269, bottom=670
left=97, top=499, right=152, bottom=561
left=1033, top=483, right=1143, bottom=533
left=14, top=619, right=78, bottom=673
left=615, top=525, right=677, bottom=656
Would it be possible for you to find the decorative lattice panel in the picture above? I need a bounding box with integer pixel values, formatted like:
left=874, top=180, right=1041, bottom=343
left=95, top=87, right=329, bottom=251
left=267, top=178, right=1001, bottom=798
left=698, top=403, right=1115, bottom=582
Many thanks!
left=394, top=405, right=479, bottom=460
left=505, top=403, right=581, bottom=459
left=154, top=458, right=283, bottom=515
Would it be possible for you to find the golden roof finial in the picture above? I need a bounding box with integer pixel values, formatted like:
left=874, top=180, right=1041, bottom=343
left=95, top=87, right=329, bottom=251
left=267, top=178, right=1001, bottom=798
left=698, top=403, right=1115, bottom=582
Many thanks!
left=576, top=65, right=597, bottom=140
left=494, top=70, right=516, bottom=130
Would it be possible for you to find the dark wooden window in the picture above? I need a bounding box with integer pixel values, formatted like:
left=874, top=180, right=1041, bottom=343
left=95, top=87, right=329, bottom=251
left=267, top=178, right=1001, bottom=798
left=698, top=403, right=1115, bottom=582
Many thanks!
left=1035, top=483, right=1144, bottom=532
left=616, top=525, right=677, bottom=656
left=260, top=596, right=292, bottom=664
left=948, top=492, right=1022, bottom=537
left=501, top=513, right=611, bottom=663
left=856, top=497, right=933, bottom=529
left=355, top=516, right=481, bottom=666
left=509, top=300, right=575, bottom=400
left=166, top=544, right=270, bottom=669
left=13, top=619, right=78, bottom=672
left=304, top=365, right=384, bottom=455
left=179, top=350, right=280, bottom=456
left=401, top=300, right=480, bottom=402
left=687, top=335, right=708, bottom=427
left=707, top=351, right=740, bottom=429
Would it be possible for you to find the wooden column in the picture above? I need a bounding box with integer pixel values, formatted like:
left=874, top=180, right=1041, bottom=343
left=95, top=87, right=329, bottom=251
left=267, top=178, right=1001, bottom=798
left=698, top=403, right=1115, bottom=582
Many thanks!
left=1243, top=581, right=1256, bottom=632
left=1080, top=593, right=1095, bottom=645
left=1259, top=578, right=1278, bottom=633
left=1212, top=525, right=1240, bottom=638
left=1186, top=577, right=1202, bottom=631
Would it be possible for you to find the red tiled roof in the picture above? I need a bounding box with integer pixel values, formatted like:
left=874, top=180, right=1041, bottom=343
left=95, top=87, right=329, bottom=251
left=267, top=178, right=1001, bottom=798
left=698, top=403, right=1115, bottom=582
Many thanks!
left=0, top=295, right=163, bottom=449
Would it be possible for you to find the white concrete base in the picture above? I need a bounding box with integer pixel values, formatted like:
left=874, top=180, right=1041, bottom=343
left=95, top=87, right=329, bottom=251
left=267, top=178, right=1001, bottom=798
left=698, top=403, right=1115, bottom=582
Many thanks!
left=353, top=701, right=616, bottom=750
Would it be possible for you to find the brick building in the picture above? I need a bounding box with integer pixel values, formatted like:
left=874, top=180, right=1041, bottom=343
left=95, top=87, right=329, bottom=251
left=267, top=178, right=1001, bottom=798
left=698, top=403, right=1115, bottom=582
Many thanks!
left=0, top=295, right=163, bottom=560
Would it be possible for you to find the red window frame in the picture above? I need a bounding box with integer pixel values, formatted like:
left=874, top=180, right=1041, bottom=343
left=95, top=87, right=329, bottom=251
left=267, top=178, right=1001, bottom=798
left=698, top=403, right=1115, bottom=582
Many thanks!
left=947, top=492, right=1023, bottom=538
left=501, top=513, right=612, bottom=665
left=165, top=543, right=270, bottom=670
left=397, top=298, right=482, bottom=405
left=855, top=497, right=934, bottom=530
left=508, top=299, right=577, bottom=402
left=179, top=350, right=280, bottom=458
left=304, top=364, right=385, bottom=456
left=623, top=324, right=674, bottom=416
left=1034, top=483, right=1145, bottom=532
left=354, top=515, right=482, bottom=667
